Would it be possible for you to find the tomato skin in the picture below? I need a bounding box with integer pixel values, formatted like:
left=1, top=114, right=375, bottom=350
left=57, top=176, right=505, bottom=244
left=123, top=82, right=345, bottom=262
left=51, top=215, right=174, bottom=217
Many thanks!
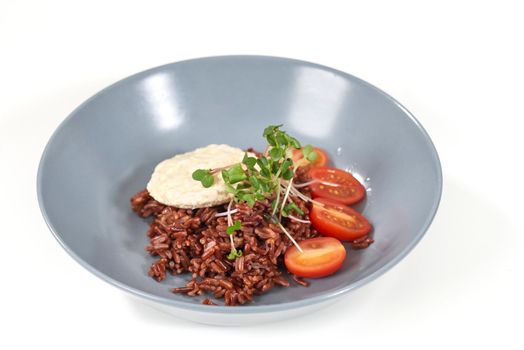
left=292, top=147, right=329, bottom=168
left=284, top=237, right=346, bottom=278
left=310, top=198, right=372, bottom=241
left=308, top=166, right=366, bottom=205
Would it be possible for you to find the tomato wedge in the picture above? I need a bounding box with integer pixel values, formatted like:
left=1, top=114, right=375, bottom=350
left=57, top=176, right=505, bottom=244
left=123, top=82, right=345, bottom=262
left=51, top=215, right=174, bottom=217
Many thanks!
left=310, top=198, right=372, bottom=241
left=292, top=147, right=329, bottom=167
left=284, top=237, right=346, bottom=278
left=308, top=166, right=366, bottom=205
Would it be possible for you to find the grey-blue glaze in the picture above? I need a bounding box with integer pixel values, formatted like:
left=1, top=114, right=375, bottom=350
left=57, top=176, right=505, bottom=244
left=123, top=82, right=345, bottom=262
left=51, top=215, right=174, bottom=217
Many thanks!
left=37, top=56, right=442, bottom=314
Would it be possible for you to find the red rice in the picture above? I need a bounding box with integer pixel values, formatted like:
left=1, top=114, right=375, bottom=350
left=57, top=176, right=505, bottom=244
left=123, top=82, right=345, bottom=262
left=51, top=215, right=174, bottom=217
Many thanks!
left=131, top=171, right=373, bottom=305
left=131, top=189, right=319, bottom=306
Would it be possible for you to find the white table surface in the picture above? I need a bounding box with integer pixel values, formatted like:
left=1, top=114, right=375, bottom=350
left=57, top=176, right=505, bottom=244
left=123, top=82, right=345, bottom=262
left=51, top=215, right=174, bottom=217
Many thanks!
left=1, top=1, right=523, bottom=348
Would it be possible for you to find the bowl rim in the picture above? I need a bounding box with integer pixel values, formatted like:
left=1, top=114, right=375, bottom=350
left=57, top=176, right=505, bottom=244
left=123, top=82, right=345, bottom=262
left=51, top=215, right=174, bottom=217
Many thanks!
left=37, top=55, right=443, bottom=314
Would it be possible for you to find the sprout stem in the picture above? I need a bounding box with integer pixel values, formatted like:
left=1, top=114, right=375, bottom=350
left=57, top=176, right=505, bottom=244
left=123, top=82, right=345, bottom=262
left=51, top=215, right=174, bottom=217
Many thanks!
left=288, top=215, right=311, bottom=224
left=271, top=178, right=281, bottom=217
left=276, top=221, right=303, bottom=253
left=226, top=200, right=235, bottom=252
left=229, top=233, right=235, bottom=252
left=280, top=177, right=294, bottom=219
left=284, top=183, right=324, bottom=206
left=293, top=179, right=341, bottom=188
left=226, top=200, right=233, bottom=226
left=286, top=185, right=357, bottom=221
left=215, top=209, right=238, bottom=217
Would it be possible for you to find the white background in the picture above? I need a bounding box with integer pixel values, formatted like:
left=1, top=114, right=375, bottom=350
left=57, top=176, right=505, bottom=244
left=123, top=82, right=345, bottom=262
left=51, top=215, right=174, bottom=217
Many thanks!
left=1, top=0, right=523, bottom=348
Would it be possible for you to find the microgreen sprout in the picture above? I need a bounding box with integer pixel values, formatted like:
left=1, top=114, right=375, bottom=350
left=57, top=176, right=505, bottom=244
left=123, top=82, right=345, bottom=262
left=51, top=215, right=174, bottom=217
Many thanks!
left=281, top=202, right=304, bottom=217
left=287, top=215, right=311, bottom=224
left=192, top=169, right=214, bottom=188
left=293, top=179, right=341, bottom=188
left=292, top=144, right=318, bottom=168
left=301, top=144, right=318, bottom=162
left=225, top=201, right=243, bottom=260
left=227, top=248, right=243, bottom=261
left=192, top=124, right=319, bottom=257
left=226, top=220, right=242, bottom=235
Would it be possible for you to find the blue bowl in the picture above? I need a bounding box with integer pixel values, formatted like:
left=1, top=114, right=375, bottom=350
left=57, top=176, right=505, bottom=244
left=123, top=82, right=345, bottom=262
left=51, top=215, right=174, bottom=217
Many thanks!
left=37, top=56, right=442, bottom=325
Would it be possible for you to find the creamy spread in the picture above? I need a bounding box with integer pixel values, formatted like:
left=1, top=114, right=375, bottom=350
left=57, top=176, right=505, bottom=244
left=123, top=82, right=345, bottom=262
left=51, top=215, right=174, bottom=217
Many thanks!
left=147, top=144, right=250, bottom=208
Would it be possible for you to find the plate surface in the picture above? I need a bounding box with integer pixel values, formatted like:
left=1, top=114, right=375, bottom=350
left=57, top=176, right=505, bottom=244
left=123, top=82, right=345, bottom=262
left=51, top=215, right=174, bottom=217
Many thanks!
left=37, top=56, right=442, bottom=323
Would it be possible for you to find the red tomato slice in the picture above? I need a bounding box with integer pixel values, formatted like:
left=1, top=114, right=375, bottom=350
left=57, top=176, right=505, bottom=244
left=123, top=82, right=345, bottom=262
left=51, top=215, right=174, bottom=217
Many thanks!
left=310, top=197, right=372, bottom=241
left=284, top=237, right=346, bottom=278
left=308, top=166, right=366, bottom=205
left=292, top=147, right=329, bottom=168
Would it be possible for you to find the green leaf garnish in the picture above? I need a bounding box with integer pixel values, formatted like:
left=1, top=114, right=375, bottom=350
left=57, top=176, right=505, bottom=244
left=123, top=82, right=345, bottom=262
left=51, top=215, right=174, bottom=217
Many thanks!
left=276, top=133, right=287, bottom=146
left=224, top=164, right=247, bottom=184
left=249, top=175, right=261, bottom=190
left=263, top=124, right=283, bottom=137
left=226, top=220, right=242, bottom=235
left=201, top=174, right=214, bottom=188
left=282, top=202, right=304, bottom=217
left=307, top=151, right=318, bottom=161
left=302, top=144, right=314, bottom=157
left=227, top=248, right=243, bottom=260
left=242, top=153, right=257, bottom=169
left=282, top=168, right=294, bottom=180
left=192, top=169, right=209, bottom=181
left=192, top=169, right=214, bottom=187
left=257, top=157, right=271, bottom=177
left=289, top=137, right=301, bottom=149
left=269, top=147, right=283, bottom=161
left=243, top=193, right=256, bottom=207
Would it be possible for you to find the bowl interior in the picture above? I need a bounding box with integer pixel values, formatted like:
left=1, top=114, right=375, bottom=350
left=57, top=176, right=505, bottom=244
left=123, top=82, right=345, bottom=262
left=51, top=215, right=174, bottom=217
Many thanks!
left=38, top=56, right=441, bottom=310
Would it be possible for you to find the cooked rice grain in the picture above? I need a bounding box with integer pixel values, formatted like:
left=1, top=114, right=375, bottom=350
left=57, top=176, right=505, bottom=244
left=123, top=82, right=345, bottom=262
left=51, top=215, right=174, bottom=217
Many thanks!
left=131, top=189, right=319, bottom=306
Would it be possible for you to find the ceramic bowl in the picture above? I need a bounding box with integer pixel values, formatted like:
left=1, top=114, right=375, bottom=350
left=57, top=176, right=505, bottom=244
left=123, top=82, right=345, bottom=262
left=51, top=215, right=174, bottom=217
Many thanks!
left=37, top=56, right=442, bottom=325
